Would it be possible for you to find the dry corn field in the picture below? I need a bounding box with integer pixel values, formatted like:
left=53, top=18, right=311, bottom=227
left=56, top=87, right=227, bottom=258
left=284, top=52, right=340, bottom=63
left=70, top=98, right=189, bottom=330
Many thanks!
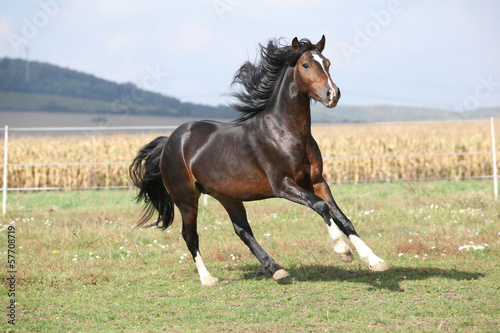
left=1, top=120, right=498, bottom=189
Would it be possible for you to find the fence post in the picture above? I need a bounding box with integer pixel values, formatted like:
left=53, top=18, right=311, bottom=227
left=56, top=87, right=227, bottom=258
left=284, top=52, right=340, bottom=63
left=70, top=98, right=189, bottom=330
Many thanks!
left=3, top=125, right=8, bottom=215
left=491, top=118, right=498, bottom=201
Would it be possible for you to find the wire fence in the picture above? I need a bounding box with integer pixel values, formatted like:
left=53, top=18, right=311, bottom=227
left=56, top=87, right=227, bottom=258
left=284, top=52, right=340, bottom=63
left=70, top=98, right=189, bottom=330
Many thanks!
left=2, top=119, right=499, bottom=214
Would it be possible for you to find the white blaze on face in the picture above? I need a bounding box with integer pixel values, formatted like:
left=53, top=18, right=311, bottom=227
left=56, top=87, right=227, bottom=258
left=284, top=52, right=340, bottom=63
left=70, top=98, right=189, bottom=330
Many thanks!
left=312, top=53, right=335, bottom=98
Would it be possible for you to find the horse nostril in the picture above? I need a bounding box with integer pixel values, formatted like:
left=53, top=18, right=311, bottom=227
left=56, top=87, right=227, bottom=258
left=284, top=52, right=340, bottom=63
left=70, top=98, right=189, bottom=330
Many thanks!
left=337, top=88, right=341, bottom=99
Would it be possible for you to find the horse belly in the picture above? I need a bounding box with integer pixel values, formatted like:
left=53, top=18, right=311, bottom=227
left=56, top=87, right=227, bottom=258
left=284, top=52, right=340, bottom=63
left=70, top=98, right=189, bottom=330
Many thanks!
left=194, top=159, right=274, bottom=201
left=190, top=145, right=274, bottom=201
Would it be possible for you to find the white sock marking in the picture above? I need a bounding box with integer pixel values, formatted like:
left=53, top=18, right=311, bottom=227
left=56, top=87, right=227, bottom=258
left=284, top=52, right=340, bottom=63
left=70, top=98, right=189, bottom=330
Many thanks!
left=327, top=219, right=351, bottom=254
left=194, top=251, right=217, bottom=285
left=348, top=235, right=385, bottom=267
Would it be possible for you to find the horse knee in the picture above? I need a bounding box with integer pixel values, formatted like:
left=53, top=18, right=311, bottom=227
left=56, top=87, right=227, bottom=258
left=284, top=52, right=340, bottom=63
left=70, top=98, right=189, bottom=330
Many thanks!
left=312, top=200, right=330, bottom=218
left=233, top=224, right=252, bottom=241
left=233, top=224, right=243, bottom=236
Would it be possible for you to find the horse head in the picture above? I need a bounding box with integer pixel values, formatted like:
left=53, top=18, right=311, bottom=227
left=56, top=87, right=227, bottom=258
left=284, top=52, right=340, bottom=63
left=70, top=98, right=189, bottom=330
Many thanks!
left=291, top=35, right=341, bottom=108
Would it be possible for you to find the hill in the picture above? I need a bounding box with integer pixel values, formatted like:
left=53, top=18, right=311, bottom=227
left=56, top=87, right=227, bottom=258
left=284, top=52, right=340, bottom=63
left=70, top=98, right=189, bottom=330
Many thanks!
left=0, top=58, right=237, bottom=118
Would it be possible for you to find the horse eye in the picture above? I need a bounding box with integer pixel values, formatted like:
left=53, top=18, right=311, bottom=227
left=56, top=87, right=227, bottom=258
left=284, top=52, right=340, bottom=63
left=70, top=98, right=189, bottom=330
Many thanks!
left=302, top=63, right=310, bottom=69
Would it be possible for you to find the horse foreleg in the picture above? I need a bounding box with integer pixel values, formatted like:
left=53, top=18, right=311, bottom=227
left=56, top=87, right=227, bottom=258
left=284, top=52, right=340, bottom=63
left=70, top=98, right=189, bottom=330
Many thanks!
left=219, top=200, right=289, bottom=281
left=326, top=220, right=354, bottom=263
left=313, top=180, right=389, bottom=271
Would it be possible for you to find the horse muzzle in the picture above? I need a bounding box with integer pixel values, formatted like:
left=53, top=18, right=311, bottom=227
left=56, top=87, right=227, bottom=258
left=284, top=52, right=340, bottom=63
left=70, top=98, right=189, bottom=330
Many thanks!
left=322, top=87, right=340, bottom=108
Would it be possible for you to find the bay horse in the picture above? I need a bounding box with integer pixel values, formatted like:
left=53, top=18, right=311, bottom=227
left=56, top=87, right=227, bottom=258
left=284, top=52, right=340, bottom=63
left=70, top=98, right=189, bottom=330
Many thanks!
left=129, top=36, right=389, bottom=286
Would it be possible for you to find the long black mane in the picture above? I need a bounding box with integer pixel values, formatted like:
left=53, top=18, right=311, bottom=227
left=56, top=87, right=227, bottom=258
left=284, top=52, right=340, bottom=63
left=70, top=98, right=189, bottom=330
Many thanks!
left=230, top=38, right=318, bottom=122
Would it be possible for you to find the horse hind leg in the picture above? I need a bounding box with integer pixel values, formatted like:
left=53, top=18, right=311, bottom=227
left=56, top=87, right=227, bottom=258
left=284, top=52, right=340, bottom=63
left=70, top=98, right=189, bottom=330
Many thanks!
left=167, top=175, right=219, bottom=286
left=219, top=200, right=289, bottom=281
left=179, top=204, right=219, bottom=286
left=193, top=251, right=219, bottom=286
left=161, top=144, right=219, bottom=286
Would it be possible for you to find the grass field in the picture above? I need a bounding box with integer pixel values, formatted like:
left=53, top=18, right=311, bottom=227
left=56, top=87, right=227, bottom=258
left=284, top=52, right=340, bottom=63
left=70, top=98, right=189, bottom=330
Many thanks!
left=1, top=180, right=499, bottom=332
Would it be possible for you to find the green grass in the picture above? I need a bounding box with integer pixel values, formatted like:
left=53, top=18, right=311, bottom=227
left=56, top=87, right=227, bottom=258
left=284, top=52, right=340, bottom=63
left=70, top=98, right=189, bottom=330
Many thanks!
left=1, top=180, right=499, bottom=332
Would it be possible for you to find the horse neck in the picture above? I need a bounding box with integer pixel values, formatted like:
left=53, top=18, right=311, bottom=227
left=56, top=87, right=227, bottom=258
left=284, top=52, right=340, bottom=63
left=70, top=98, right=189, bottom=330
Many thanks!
left=264, top=68, right=312, bottom=136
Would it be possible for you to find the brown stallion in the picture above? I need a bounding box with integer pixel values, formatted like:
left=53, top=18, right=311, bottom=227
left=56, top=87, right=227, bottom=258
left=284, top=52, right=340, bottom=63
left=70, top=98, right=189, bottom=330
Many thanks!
left=130, top=36, right=389, bottom=286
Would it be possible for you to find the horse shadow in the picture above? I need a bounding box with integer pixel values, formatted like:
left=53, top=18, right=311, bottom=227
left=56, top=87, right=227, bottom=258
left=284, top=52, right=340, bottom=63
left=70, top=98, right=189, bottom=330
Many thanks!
left=236, top=264, right=485, bottom=292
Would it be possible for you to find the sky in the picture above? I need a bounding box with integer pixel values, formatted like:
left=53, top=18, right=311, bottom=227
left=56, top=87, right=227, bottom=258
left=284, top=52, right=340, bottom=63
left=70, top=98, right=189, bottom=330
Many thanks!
left=1, top=0, right=500, bottom=112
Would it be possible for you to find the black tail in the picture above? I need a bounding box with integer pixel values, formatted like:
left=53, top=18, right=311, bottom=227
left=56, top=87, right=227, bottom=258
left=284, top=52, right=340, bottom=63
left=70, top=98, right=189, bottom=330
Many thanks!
left=129, top=136, right=174, bottom=230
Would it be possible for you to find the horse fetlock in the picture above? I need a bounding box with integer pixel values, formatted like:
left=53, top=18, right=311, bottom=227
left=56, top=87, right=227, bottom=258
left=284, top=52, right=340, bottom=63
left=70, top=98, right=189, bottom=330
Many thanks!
left=370, top=261, right=390, bottom=272
left=200, top=274, right=219, bottom=286
left=333, top=239, right=352, bottom=252
left=335, top=252, right=354, bottom=263
left=348, top=235, right=388, bottom=270
left=363, top=252, right=389, bottom=271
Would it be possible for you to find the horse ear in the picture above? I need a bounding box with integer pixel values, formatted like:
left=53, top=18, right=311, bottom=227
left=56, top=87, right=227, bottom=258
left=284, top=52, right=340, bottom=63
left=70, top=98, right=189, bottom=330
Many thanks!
left=291, top=37, right=300, bottom=52
left=316, top=35, right=326, bottom=52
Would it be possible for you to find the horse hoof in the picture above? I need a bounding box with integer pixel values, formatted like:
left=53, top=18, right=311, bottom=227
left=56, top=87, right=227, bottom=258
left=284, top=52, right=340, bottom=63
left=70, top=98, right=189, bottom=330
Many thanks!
left=273, top=269, right=290, bottom=281
left=370, top=262, right=390, bottom=272
left=201, top=276, right=219, bottom=287
left=336, top=252, right=354, bottom=263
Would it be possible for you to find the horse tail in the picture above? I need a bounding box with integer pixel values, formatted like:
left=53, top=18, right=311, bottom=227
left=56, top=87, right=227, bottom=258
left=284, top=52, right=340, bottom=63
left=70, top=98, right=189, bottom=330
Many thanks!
left=129, top=136, right=174, bottom=230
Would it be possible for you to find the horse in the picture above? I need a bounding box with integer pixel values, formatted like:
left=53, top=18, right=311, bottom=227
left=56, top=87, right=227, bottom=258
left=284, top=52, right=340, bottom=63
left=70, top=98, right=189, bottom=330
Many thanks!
left=129, top=36, right=389, bottom=286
